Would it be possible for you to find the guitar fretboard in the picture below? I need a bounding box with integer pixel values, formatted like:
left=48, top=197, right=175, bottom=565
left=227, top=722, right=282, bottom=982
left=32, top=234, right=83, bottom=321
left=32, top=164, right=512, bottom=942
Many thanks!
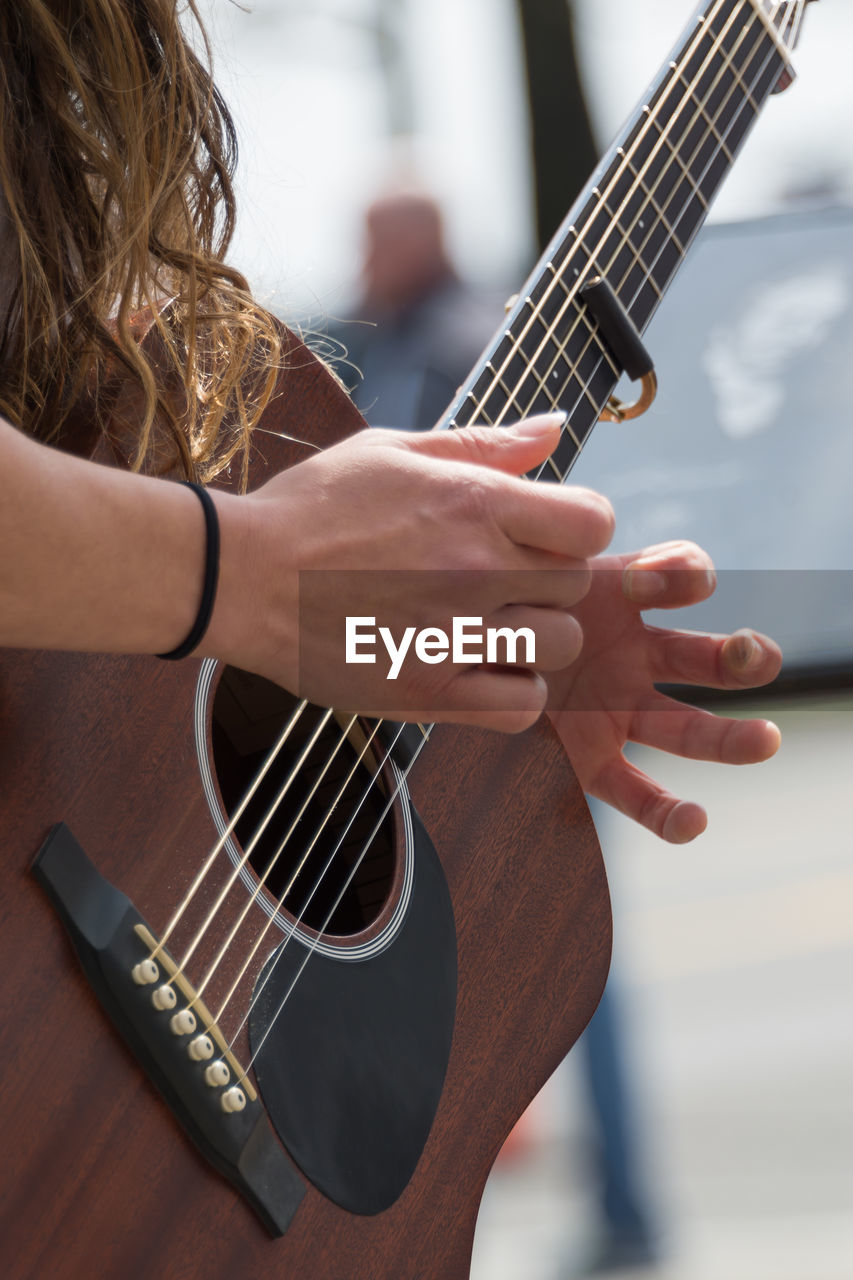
left=444, top=0, right=790, bottom=481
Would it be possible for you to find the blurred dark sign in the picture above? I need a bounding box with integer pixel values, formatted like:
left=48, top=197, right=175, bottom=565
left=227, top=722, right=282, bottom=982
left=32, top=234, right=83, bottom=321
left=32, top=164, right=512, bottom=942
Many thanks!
left=572, top=206, right=853, bottom=685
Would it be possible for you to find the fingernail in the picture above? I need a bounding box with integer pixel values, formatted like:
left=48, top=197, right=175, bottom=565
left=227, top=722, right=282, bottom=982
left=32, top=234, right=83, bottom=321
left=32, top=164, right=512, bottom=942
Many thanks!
left=724, top=630, right=762, bottom=671
left=510, top=413, right=567, bottom=438
left=624, top=567, right=667, bottom=602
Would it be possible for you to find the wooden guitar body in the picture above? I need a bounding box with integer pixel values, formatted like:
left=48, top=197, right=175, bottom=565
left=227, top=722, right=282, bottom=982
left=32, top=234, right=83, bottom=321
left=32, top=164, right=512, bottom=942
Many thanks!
left=0, top=334, right=611, bottom=1279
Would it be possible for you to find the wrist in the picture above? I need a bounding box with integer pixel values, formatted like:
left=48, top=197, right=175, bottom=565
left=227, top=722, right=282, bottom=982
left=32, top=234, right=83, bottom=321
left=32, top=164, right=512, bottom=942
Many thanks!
left=200, top=488, right=300, bottom=689
left=157, top=484, right=220, bottom=660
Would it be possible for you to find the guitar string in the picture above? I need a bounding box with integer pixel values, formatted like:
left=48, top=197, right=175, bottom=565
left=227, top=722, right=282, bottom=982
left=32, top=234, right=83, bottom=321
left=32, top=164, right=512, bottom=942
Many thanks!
left=464, top=0, right=754, bottom=435
left=222, top=719, right=418, bottom=1046
left=525, top=0, right=798, bottom=476
left=171, top=706, right=337, bottom=977
left=469, top=0, right=784, bottom=484
left=148, top=700, right=403, bottom=1000
left=786, top=0, right=807, bottom=47
left=222, top=721, right=414, bottom=1049
left=512, top=0, right=791, bottom=473
left=507, top=0, right=796, bottom=486
left=208, top=717, right=390, bottom=1025
left=214, top=1, right=797, bottom=1053
left=534, top=0, right=799, bottom=479
left=239, top=721, right=434, bottom=1079
left=151, top=696, right=310, bottom=958
left=473, top=0, right=784, bottom=456
left=188, top=711, right=364, bottom=1006
left=144, top=1, right=795, bottom=1015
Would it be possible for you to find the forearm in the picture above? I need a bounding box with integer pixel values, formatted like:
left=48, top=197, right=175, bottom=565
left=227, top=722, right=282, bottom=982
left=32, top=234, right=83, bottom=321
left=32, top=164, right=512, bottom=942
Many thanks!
left=0, top=416, right=218, bottom=656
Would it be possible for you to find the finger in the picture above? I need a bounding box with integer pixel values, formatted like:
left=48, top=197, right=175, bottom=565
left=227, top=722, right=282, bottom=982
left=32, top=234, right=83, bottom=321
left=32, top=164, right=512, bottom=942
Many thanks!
left=496, top=478, right=615, bottom=560
left=403, top=414, right=565, bottom=476
left=650, top=627, right=783, bottom=690
left=482, top=605, right=583, bottom=671
left=462, top=564, right=592, bottom=610
left=629, top=692, right=782, bottom=764
left=591, top=756, right=708, bottom=843
left=431, top=668, right=549, bottom=733
left=622, top=540, right=716, bottom=608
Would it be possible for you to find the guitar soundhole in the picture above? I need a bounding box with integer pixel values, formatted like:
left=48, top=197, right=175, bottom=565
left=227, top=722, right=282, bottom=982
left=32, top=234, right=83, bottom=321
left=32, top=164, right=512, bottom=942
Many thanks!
left=210, top=667, right=397, bottom=938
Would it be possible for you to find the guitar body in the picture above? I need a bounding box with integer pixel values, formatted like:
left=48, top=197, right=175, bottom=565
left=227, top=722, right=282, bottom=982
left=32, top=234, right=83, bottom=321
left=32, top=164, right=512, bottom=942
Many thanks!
left=0, top=334, right=611, bottom=1279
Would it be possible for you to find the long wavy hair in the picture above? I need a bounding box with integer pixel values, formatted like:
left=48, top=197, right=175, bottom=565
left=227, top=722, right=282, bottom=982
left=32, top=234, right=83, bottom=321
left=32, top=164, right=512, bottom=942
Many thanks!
left=0, top=0, right=281, bottom=484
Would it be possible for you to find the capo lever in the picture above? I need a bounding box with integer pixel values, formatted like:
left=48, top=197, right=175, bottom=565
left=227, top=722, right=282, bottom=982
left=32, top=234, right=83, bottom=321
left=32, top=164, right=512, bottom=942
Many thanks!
left=581, top=276, right=658, bottom=423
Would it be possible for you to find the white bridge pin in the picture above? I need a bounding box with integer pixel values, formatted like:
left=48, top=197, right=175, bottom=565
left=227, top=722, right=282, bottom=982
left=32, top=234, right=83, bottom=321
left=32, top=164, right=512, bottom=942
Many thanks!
left=151, top=984, right=177, bottom=1011
left=188, top=1034, right=215, bottom=1062
left=169, top=1009, right=197, bottom=1037
left=204, top=1060, right=231, bottom=1088
left=131, top=958, right=159, bottom=986
left=221, top=1086, right=247, bottom=1114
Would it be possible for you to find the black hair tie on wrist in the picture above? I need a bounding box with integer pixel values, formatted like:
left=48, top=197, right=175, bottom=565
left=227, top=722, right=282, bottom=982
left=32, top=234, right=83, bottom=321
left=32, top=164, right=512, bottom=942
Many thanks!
left=157, top=481, right=220, bottom=661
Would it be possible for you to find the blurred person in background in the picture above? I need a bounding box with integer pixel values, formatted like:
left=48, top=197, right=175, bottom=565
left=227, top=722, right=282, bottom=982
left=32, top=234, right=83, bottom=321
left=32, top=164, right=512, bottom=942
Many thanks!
left=326, top=190, right=498, bottom=430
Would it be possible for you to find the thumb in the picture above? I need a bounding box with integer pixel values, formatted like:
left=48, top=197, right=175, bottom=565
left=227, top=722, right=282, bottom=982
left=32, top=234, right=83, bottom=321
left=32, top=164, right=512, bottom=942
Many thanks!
left=403, top=413, right=565, bottom=477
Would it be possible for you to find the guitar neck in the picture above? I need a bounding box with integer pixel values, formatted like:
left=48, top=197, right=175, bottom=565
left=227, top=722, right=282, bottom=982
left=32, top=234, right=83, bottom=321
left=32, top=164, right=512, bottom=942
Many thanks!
left=444, top=0, right=794, bottom=481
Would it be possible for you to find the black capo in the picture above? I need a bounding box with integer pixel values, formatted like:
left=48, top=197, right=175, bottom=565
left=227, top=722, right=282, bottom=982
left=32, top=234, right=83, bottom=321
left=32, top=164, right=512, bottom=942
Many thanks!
left=581, top=276, right=658, bottom=422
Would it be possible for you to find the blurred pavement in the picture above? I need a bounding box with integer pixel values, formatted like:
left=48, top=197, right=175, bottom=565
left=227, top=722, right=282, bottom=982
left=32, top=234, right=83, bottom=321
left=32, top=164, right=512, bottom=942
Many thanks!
left=471, top=692, right=853, bottom=1280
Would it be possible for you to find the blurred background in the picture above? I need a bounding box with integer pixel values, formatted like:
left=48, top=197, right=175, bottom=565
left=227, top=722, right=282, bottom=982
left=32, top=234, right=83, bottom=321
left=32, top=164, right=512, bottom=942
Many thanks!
left=193, top=2, right=852, bottom=1276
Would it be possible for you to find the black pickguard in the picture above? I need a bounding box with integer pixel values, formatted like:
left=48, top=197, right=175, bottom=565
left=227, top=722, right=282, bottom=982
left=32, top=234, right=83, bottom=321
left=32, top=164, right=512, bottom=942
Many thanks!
left=249, top=806, right=457, bottom=1215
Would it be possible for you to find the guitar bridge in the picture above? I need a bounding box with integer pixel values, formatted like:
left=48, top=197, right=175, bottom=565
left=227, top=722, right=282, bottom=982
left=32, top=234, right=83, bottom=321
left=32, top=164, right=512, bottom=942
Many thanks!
left=32, top=822, right=305, bottom=1237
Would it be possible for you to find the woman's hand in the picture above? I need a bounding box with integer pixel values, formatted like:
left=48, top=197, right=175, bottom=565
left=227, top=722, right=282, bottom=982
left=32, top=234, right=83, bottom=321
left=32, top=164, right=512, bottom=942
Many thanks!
left=210, top=416, right=613, bottom=728
left=547, top=540, right=783, bottom=843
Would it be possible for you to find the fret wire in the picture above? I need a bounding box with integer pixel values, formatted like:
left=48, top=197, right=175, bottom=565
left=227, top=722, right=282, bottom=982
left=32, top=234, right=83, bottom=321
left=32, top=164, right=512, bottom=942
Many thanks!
left=749, top=0, right=799, bottom=62
left=468, top=0, right=747, bottom=430
left=592, top=188, right=667, bottom=298
left=483, top=357, right=529, bottom=419
left=524, top=282, right=619, bottom=381
left=547, top=259, right=629, bottom=368
left=521, top=294, right=616, bottom=419
left=613, top=148, right=687, bottom=288
left=607, top=8, right=785, bottom=350
left=473, top=0, right=769, bottom=434
left=559, top=0, right=784, bottom=390
left=706, top=26, right=762, bottom=113
left=789, top=2, right=807, bottom=46
left=499, top=2, right=772, bottom=437
left=461, top=392, right=495, bottom=425
left=512, top=287, right=617, bottom=422
left=529, top=5, right=788, bottom=477
left=669, top=61, right=735, bottom=161
left=615, top=11, right=778, bottom=323
left=597, top=179, right=675, bottom=284
left=777, top=2, right=799, bottom=47
left=466, top=2, right=785, bottom=469
left=535, top=0, right=789, bottom=480
left=633, top=11, right=786, bottom=317
left=595, top=0, right=762, bottom=300
left=642, top=108, right=710, bottom=212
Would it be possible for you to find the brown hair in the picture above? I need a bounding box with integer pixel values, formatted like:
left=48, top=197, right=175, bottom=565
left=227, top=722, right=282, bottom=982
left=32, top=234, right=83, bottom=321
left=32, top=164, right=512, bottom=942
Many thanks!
left=0, top=0, right=281, bottom=484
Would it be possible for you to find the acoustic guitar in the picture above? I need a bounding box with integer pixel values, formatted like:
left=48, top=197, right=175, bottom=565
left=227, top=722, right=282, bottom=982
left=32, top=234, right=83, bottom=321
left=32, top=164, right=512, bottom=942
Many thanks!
left=0, top=3, right=817, bottom=1276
